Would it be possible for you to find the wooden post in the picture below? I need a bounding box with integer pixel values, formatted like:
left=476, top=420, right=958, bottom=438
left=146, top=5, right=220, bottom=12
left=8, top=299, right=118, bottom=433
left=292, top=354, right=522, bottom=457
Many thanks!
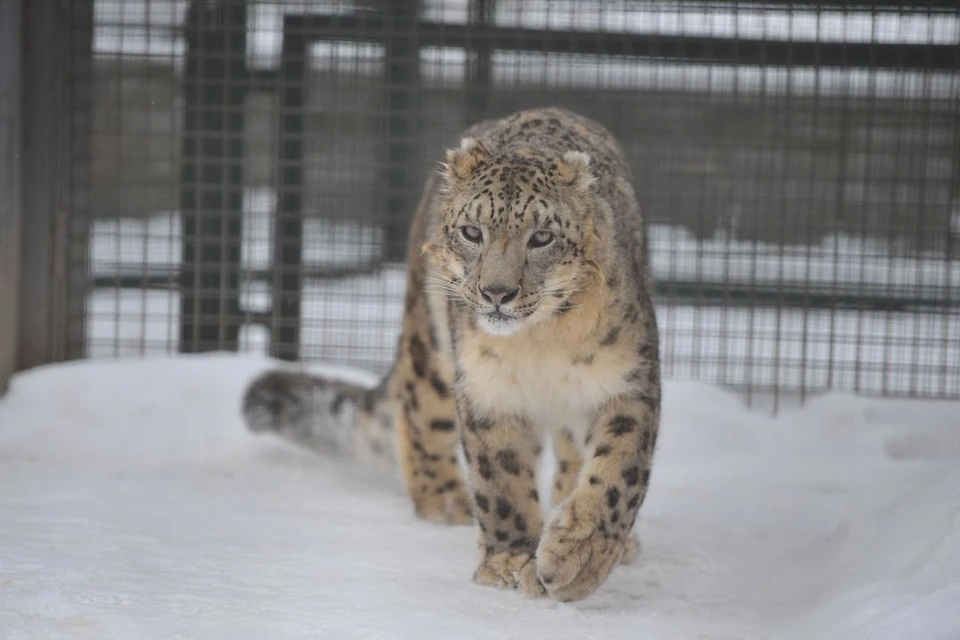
left=0, top=0, right=22, bottom=394
left=18, top=0, right=79, bottom=370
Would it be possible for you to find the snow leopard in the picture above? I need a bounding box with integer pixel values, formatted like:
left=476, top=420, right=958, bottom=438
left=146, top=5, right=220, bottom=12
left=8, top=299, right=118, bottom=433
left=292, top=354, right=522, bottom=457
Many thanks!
left=242, top=107, right=660, bottom=601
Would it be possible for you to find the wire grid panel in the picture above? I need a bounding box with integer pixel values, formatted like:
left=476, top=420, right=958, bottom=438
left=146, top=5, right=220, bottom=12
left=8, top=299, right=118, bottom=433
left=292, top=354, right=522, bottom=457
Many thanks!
left=78, top=0, right=960, bottom=405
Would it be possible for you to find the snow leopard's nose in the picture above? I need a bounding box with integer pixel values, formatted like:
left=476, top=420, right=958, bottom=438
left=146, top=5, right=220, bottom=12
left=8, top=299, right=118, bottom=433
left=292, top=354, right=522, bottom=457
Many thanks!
left=479, top=284, right=519, bottom=306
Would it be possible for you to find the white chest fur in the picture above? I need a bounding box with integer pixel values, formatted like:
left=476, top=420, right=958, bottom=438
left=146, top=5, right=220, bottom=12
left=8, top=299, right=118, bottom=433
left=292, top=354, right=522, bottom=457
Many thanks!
left=458, top=331, right=634, bottom=435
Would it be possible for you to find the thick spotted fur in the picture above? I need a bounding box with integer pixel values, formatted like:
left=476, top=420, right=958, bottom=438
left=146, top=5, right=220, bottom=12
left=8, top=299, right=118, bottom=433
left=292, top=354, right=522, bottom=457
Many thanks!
left=242, top=107, right=660, bottom=601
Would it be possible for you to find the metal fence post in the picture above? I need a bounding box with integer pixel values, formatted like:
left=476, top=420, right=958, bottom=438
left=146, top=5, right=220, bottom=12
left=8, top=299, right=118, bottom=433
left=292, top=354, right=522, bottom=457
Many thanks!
left=466, top=0, right=495, bottom=125
left=65, top=0, right=94, bottom=361
left=381, top=2, right=422, bottom=262
left=180, top=0, right=247, bottom=353
left=272, top=20, right=305, bottom=360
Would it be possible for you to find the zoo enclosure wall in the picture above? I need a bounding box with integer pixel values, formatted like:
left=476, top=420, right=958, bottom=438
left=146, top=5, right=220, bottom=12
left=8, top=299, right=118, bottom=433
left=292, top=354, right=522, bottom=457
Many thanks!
left=1, top=0, right=958, bottom=412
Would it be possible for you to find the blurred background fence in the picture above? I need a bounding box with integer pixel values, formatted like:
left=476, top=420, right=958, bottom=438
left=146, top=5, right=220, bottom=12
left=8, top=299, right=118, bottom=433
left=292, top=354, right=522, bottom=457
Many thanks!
left=1, top=0, right=958, bottom=410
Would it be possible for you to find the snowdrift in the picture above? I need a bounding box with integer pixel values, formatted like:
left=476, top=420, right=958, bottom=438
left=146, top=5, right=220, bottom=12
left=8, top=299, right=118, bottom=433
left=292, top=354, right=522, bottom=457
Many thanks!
left=1, top=355, right=958, bottom=639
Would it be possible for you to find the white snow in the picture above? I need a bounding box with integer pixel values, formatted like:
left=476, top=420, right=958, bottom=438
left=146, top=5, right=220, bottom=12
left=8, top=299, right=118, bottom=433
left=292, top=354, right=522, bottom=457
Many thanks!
left=2, top=355, right=959, bottom=639
left=90, top=189, right=383, bottom=278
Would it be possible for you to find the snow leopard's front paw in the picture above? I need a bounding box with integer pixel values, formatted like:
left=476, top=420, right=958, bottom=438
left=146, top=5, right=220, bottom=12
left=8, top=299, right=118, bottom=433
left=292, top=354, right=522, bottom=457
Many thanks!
left=473, top=551, right=545, bottom=597
left=536, top=497, right=630, bottom=601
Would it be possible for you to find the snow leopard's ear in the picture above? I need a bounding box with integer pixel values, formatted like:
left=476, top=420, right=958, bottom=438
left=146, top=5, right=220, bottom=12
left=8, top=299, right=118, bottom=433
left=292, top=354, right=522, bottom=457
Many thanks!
left=556, top=150, right=595, bottom=193
left=441, top=137, right=490, bottom=185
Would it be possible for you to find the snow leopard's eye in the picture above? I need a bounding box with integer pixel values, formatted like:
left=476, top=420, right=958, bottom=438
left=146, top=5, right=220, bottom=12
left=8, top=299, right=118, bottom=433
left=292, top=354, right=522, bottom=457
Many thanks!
left=528, top=230, right=554, bottom=249
left=460, top=225, right=483, bottom=243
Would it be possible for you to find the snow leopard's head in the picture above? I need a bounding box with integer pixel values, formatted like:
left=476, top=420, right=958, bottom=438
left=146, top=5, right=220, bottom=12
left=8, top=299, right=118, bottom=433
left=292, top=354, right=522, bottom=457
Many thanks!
left=423, top=138, right=603, bottom=337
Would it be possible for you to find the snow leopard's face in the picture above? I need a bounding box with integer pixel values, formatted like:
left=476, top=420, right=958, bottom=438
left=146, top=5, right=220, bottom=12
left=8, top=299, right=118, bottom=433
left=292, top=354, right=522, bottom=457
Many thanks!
left=423, top=139, right=599, bottom=337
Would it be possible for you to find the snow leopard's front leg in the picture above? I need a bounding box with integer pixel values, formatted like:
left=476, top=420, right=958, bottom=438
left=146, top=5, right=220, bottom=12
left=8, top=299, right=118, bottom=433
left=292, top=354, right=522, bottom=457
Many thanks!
left=458, top=400, right=545, bottom=596
left=549, top=426, right=641, bottom=567
left=536, top=367, right=659, bottom=601
left=550, top=428, right=582, bottom=507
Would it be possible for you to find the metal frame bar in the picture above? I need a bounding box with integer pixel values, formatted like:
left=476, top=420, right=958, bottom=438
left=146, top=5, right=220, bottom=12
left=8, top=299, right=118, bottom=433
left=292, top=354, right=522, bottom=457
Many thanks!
left=92, top=270, right=960, bottom=313
left=272, top=24, right=306, bottom=360
left=65, top=0, right=94, bottom=362
left=287, top=13, right=960, bottom=72
left=179, top=0, right=247, bottom=354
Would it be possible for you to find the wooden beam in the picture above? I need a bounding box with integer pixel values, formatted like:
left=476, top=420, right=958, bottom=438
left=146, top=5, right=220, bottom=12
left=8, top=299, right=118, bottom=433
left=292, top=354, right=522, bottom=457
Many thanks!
left=0, top=0, right=22, bottom=394
left=19, top=0, right=73, bottom=369
left=17, top=0, right=92, bottom=369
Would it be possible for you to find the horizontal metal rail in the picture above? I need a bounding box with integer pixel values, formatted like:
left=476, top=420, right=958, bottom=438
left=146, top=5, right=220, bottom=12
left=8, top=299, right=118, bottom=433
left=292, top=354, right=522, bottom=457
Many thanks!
left=278, top=13, right=960, bottom=72
left=90, top=270, right=960, bottom=312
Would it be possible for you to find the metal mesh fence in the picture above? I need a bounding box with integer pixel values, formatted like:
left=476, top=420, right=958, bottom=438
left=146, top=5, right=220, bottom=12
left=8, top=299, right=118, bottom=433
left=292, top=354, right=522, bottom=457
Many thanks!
left=76, top=0, right=960, bottom=409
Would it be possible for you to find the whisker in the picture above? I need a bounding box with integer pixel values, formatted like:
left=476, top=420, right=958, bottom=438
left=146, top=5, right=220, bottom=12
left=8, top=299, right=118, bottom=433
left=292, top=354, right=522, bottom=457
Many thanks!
left=424, top=287, right=464, bottom=299
left=424, top=277, right=463, bottom=292
left=539, top=284, right=587, bottom=298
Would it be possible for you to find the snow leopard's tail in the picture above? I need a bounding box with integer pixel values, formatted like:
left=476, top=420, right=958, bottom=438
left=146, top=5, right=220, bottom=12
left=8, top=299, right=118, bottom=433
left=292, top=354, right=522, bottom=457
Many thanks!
left=241, top=369, right=397, bottom=468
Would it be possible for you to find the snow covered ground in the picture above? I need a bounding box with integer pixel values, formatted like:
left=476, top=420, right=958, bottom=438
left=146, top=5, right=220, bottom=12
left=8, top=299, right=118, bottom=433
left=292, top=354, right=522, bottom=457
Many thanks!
left=2, top=355, right=959, bottom=639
